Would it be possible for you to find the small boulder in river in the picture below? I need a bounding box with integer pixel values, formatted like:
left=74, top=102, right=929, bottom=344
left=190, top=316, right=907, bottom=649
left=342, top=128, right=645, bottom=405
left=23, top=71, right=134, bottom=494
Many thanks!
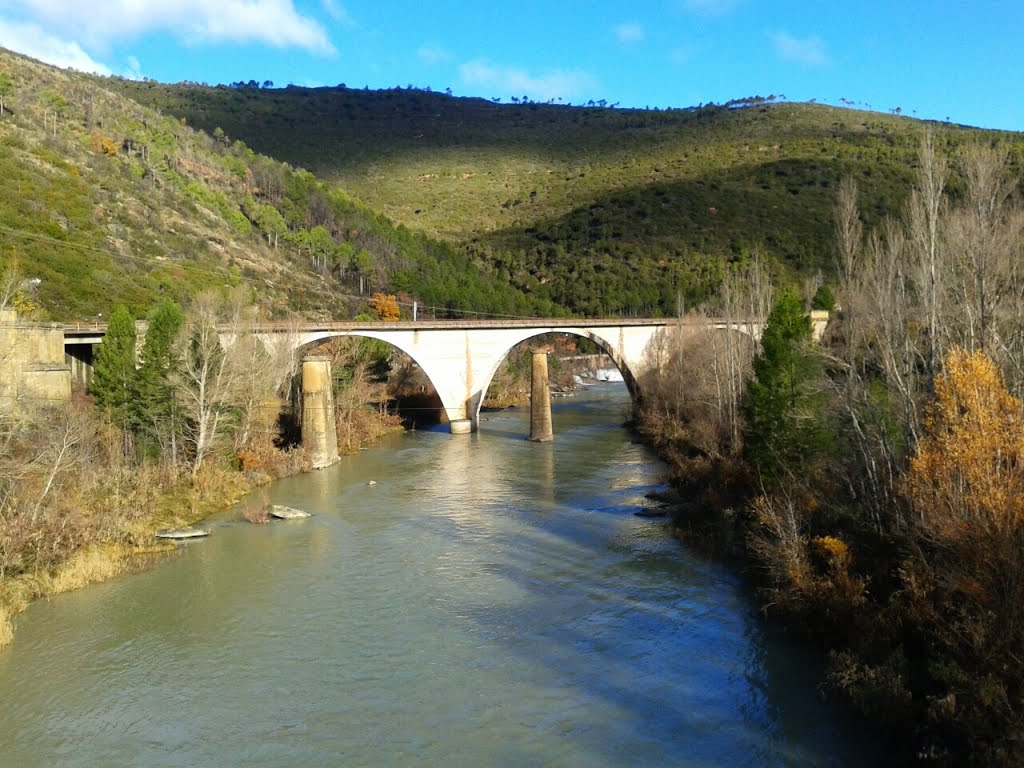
left=270, top=505, right=312, bottom=520
left=155, top=527, right=211, bottom=540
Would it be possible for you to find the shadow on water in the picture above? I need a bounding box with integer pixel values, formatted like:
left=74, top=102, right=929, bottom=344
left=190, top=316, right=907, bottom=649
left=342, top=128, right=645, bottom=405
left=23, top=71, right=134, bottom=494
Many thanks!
left=369, top=386, right=885, bottom=767
left=0, top=385, right=886, bottom=768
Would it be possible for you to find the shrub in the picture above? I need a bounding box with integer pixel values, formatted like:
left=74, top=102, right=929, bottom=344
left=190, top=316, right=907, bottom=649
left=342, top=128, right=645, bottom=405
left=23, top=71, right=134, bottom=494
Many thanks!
left=811, top=283, right=836, bottom=311
left=88, top=131, right=120, bottom=157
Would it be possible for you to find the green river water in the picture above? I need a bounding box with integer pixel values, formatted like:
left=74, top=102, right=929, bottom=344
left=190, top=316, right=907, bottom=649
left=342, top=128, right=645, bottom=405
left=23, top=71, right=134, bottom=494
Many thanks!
left=0, top=384, right=880, bottom=767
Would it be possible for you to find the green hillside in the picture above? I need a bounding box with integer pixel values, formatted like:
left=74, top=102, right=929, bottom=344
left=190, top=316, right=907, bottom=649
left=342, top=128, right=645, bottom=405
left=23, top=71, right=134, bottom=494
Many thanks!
left=0, top=49, right=555, bottom=321
left=108, top=82, right=1024, bottom=314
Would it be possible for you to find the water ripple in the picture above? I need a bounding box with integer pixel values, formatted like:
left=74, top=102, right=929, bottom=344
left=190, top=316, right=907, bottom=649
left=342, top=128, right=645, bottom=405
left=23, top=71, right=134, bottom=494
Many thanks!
left=0, top=385, right=879, bottom=767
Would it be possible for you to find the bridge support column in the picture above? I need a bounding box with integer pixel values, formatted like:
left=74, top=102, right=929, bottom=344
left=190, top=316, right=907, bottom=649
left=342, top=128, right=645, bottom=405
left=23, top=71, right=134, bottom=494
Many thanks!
left=449, top=419, right=473, bottom=435
left=529, top=351, right=553, bottom=442
left=302, top=356, right=339, bottom=469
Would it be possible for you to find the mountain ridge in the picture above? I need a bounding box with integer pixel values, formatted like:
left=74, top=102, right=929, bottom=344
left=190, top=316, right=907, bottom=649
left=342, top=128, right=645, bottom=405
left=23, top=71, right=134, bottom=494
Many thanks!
left=0, top=48, right=554, bottom=321
left=108, top=79, right=1024, bottom=314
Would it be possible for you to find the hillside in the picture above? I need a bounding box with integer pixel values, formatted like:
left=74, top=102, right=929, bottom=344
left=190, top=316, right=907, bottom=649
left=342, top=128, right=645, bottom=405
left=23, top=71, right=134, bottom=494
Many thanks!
left=0, top=49, right=555, bottom=321
left=108, top=82, right=1024, bottom=315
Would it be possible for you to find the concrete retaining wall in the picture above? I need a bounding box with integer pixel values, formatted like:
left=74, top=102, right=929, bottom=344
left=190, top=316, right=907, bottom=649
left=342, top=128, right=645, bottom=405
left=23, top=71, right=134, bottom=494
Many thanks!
left=1, top=309, right=72, bottom=409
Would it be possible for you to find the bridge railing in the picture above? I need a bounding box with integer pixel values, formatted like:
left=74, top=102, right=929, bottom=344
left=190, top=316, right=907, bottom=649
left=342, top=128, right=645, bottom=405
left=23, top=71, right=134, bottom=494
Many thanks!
left=62, top=322, right=109, bottom=333
left=60, top=313, right=827, bottom=337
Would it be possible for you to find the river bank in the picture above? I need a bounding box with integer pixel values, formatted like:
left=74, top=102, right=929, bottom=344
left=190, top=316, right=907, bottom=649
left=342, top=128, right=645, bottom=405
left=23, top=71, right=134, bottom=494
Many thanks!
left=0, top=341, right=587, bottom=651
left=0, top=461, right=274, bottom=650
left=0, top=384, right=881, bottom=767
left=0, top=403, right=404, bottom=651
left=632, top=392, right=1023, bottom=767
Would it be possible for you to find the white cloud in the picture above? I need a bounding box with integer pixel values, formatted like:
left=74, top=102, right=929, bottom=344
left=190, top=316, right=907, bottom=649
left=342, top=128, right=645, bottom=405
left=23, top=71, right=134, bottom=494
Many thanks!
left=125, top=55, right=143, bottom=80
left=417, top=43, right=452, bottom=65
left=768, top=30, right=828, bottom=67
left=321, top=0, right=353, bottom=26
left=459, top=59, right=596, bottom=102
left=4, top=0, right=335, bottom=55
left=681, top=0, right=739, bottom=16
left=0, top=19, right=111, bottom=73
left=615, top=23, right=644, bottom=45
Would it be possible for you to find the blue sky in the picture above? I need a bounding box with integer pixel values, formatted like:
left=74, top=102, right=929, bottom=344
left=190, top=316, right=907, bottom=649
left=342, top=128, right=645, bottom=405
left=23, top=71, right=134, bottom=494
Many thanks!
left=0, top=1, right=1021, bottom=131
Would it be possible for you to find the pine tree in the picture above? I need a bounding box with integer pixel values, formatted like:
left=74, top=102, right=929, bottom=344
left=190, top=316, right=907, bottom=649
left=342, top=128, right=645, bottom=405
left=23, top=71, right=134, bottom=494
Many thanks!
left=133, top=300, right=183, bottom=461
left=90, top=305, right=136, bottom=429
left=743, top=288, right=831, bottom=482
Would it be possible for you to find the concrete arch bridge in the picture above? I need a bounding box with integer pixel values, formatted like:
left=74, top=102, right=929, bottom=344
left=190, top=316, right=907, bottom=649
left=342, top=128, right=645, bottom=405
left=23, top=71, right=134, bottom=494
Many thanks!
left=246, top=316, right=804, bottom=432
left=60, top=314, right=828, bottom=463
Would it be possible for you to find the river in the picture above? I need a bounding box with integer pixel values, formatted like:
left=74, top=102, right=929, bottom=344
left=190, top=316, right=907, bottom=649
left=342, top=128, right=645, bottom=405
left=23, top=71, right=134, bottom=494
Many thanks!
left=0, top=384, right=879, bottom=767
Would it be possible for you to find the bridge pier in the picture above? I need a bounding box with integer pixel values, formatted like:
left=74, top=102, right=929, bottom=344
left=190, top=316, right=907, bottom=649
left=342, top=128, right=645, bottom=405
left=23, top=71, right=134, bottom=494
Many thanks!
left=529, top=351, right=553, bottom=442
left=449, top=419, right=473, bottom=434
left=301, top=356, right=339, bottom=469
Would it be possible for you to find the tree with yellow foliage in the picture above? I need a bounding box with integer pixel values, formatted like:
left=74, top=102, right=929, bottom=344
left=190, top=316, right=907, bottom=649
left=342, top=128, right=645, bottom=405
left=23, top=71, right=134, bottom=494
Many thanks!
left=902, top=351, right=1024, bottom=764
left=905, top=347, right=1024, bottom=543
left=369, top=293, right=400, bottom=322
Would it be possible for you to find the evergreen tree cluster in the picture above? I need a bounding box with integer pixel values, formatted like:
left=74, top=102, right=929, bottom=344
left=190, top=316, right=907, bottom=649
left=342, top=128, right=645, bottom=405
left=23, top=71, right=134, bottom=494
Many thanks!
left=90, top=301, right=183, bottom=456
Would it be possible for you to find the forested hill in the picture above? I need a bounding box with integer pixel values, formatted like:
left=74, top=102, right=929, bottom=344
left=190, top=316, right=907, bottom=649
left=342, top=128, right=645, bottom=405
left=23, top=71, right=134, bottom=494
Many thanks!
left=108, top=80, right=1024, bottom=315
left=0, top=48, right=559, bottom=321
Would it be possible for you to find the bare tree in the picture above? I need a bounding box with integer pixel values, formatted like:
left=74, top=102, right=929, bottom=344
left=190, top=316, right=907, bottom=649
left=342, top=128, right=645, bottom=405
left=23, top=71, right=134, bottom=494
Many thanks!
left=0, top=259, right=18, bottom=315
left=829, top=178, right=904, bottom=527
left=946, top=143, right=1023, bottom=359
left=1001, top=236, right=1024, bottom=398
left=637, top=325, right=676, bottom=420
left=228, top=331, right=275, bottom=453
left=802, top=270, right=824, bottom=310
left=835, top=177, right=863, bottom=290
left=834, top=175, right=867, bottom=400
left=865, top=220, right=923, bottom=445
left=319, top=337, right=385, bottom=453
left=265, top=314, right=305, bottom=392
left=31, top=406, right=93, bottom=515
left=714, top=254, right=772, bottom=452
left=219, top=293, right=278, bottom=454
left=636, top=256, right=767, bottom=459
left=176, top=292, right=236, bottom=475
left=907, top=129, right=948, bottom=382
left=828, top=134, right=1024, bottom=531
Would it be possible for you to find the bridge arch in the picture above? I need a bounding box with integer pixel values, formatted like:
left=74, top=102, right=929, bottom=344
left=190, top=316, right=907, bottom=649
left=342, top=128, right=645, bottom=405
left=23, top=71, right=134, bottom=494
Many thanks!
left=472, top=329, right=641, bottom=428
left=291, top=330, right=450, bottom=424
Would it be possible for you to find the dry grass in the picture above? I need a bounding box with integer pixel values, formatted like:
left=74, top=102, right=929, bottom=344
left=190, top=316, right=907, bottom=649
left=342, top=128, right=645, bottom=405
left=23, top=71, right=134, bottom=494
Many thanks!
left=47, top=546, right=127, bottom=595
left=0, top=604, right=12, bottom=650
left=183, top=465, right=251, bottom=520
left=241, top=489, right=271, bottom=524
left=242, top=506, right=270, bottom=524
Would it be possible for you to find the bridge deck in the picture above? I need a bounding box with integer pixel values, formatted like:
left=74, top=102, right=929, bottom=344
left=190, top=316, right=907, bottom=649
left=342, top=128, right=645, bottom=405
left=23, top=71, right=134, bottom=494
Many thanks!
left=61, top=315, right=774, bottom=339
